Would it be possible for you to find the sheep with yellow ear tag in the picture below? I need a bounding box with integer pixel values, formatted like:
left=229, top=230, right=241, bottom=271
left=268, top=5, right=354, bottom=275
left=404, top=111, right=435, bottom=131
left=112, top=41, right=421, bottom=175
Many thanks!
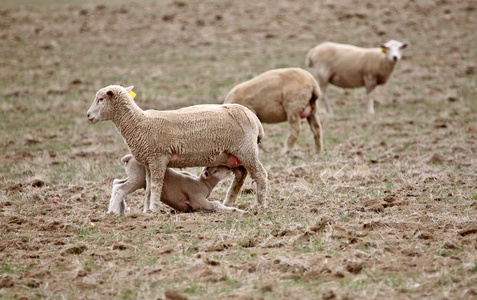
left=306, top=40, right=408, bottom=115
left=87, top=85, right=268, bottom=213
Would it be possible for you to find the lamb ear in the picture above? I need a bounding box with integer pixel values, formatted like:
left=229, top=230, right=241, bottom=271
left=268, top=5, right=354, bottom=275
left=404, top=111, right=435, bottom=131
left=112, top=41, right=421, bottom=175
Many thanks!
left=401, top=43, right=409, bottom=49
left=107, top=90, right=114, bottom=97
left=125, top=86, right=134, bottom=92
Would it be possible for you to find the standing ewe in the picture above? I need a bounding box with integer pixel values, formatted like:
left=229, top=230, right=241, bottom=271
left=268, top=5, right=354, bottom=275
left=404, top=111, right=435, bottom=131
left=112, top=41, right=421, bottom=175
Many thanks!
left=224, top=68, right=323, bottom=154
left=306, top=40, right=408, bottom=114
left=87, top=85, right=267, bottom=212
left=108, top=154, right=244, bottom=215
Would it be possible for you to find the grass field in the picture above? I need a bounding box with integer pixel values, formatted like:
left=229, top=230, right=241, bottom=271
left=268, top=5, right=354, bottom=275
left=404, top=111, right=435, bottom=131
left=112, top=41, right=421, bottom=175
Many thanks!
left=1, top=0, right=476, bottom=299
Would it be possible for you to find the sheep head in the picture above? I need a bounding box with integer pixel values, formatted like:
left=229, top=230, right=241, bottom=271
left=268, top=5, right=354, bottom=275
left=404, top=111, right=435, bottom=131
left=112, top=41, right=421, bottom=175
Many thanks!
left=202, top=166, right=231, bottom=181
left=381, top=40, right=408, bottom=63
left=87, top=85, right=134, bottom=124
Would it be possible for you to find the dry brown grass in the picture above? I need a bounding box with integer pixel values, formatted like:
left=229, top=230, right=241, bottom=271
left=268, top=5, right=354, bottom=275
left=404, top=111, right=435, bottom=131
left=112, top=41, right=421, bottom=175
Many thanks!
left=1, top=0, right=476, bottom=299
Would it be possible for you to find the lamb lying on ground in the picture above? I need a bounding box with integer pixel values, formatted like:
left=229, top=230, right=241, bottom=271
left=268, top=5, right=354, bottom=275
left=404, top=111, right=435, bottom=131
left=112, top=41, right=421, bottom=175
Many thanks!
left=306, top=40, right=408, bottom=114
left=108, top=154, right=244, bottom=215
left=87, top=85, right=267, bottom=212
left=224, top=68, right=323, bottom=154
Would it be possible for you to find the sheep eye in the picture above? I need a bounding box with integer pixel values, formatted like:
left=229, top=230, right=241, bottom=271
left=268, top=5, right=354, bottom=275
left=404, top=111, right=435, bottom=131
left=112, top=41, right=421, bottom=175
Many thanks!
left=98, top=97, right=104, bottom=102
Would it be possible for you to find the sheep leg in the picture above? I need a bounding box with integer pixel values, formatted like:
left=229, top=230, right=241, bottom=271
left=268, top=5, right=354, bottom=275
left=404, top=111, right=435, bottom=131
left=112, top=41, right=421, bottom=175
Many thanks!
left=110, top=178, right=129, bottom=215
left=210, top=201, right=247, bottom=213
left=113, top=178, right=127, bottom=185
left=119, top=197, right=127, bottom=215
left=284, top=114, right=300, bottom=154
left=109, top=179, right=139, bottom=215
left=148, top=160, right=169, bottom=212
left=319, top=81, right=333, bottom=115
left=223, top=166, right=247, bottom=207
left=364, top=74, right=377, bottom=114
left=190, top=197, right=246, bottom=213
left=306, top=112, right=323, bottom=153
left=239, top=151, right=268, bottom=207
left=247, top=162, right=268, bottom=207
left=108, top=184, right=125, bottom=215
left=144, top=167, right=151, bottom=213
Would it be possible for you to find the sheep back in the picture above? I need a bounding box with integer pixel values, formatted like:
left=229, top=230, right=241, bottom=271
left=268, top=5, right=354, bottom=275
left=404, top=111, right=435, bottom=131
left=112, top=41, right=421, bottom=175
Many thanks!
left=125, top=104, right=263, bottom=169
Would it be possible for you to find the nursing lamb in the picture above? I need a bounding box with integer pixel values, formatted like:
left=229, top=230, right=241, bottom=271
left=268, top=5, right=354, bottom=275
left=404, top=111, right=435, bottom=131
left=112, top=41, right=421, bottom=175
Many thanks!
left=108, top=154, right=244, bottom=215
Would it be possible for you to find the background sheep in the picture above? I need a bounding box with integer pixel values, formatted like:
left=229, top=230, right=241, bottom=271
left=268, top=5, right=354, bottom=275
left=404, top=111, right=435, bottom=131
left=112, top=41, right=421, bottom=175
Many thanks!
left=224, top=68, right=323, bottom=154
left=108, top=154, right=244, bottom=215
left=306, top=40, right=408, bottom=114
left=87, top=85, right=267, bottom=212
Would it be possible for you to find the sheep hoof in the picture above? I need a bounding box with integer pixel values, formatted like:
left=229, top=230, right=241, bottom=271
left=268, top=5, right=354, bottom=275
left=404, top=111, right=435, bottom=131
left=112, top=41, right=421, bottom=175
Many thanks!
left=107, top=209, right=121, bottom=216
left=149, top=205, right=161, bottom=212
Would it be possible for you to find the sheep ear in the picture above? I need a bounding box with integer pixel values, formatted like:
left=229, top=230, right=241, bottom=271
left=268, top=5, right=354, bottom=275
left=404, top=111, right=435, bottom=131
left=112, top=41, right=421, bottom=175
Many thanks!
left=107, top=90, right=114, bottom=97
left=380, top=46, right=386, bottom=54
left=122, top=154, right=132, bottom=164
left=125, top=86, right=134, bottom=92
left=401, top=43, right=409, bottom=49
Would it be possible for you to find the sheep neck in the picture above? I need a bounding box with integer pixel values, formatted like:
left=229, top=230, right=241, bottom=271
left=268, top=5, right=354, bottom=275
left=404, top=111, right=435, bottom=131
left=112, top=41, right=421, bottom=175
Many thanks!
left=202, top=177, right=221, bottom=196
left=379, top=57, right=396, bottom=74
left=371, top=55, right=397, bottom=84
left=111, top=99, right=146, bottom=148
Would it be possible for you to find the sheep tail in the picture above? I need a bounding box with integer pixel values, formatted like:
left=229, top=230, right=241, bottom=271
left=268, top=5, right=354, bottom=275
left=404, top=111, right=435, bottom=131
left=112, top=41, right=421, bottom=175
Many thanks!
left=306, top=52, right=314, bottom=67
left=257, top=122, right=264, bottom=144
left=311, top=82, right=322, bottom=109
left=248, top=111, right=264, bottom=144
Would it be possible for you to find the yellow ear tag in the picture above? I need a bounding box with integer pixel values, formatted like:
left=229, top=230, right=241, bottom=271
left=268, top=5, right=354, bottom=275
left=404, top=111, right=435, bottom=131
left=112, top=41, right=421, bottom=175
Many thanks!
left=381, top=47, right=386, bottom=54
left=128, top=91, right=136, bottom=99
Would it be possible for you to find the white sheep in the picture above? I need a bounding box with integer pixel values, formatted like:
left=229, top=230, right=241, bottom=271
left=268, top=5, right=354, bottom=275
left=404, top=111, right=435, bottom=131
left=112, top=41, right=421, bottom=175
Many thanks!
left=87, top=85, right=267, bottom=212
left=306, top=40, right=408, bottom=114
left=108, top=154, right=244, bottom=215
left=224, top=68, right=323, bottom=154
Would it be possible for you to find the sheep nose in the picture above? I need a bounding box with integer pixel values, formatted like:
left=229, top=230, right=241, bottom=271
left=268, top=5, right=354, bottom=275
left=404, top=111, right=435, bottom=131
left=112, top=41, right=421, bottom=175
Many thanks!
left=87, top=112, right=90, bottom=118
left=393, top=56, right=398, bottom=62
